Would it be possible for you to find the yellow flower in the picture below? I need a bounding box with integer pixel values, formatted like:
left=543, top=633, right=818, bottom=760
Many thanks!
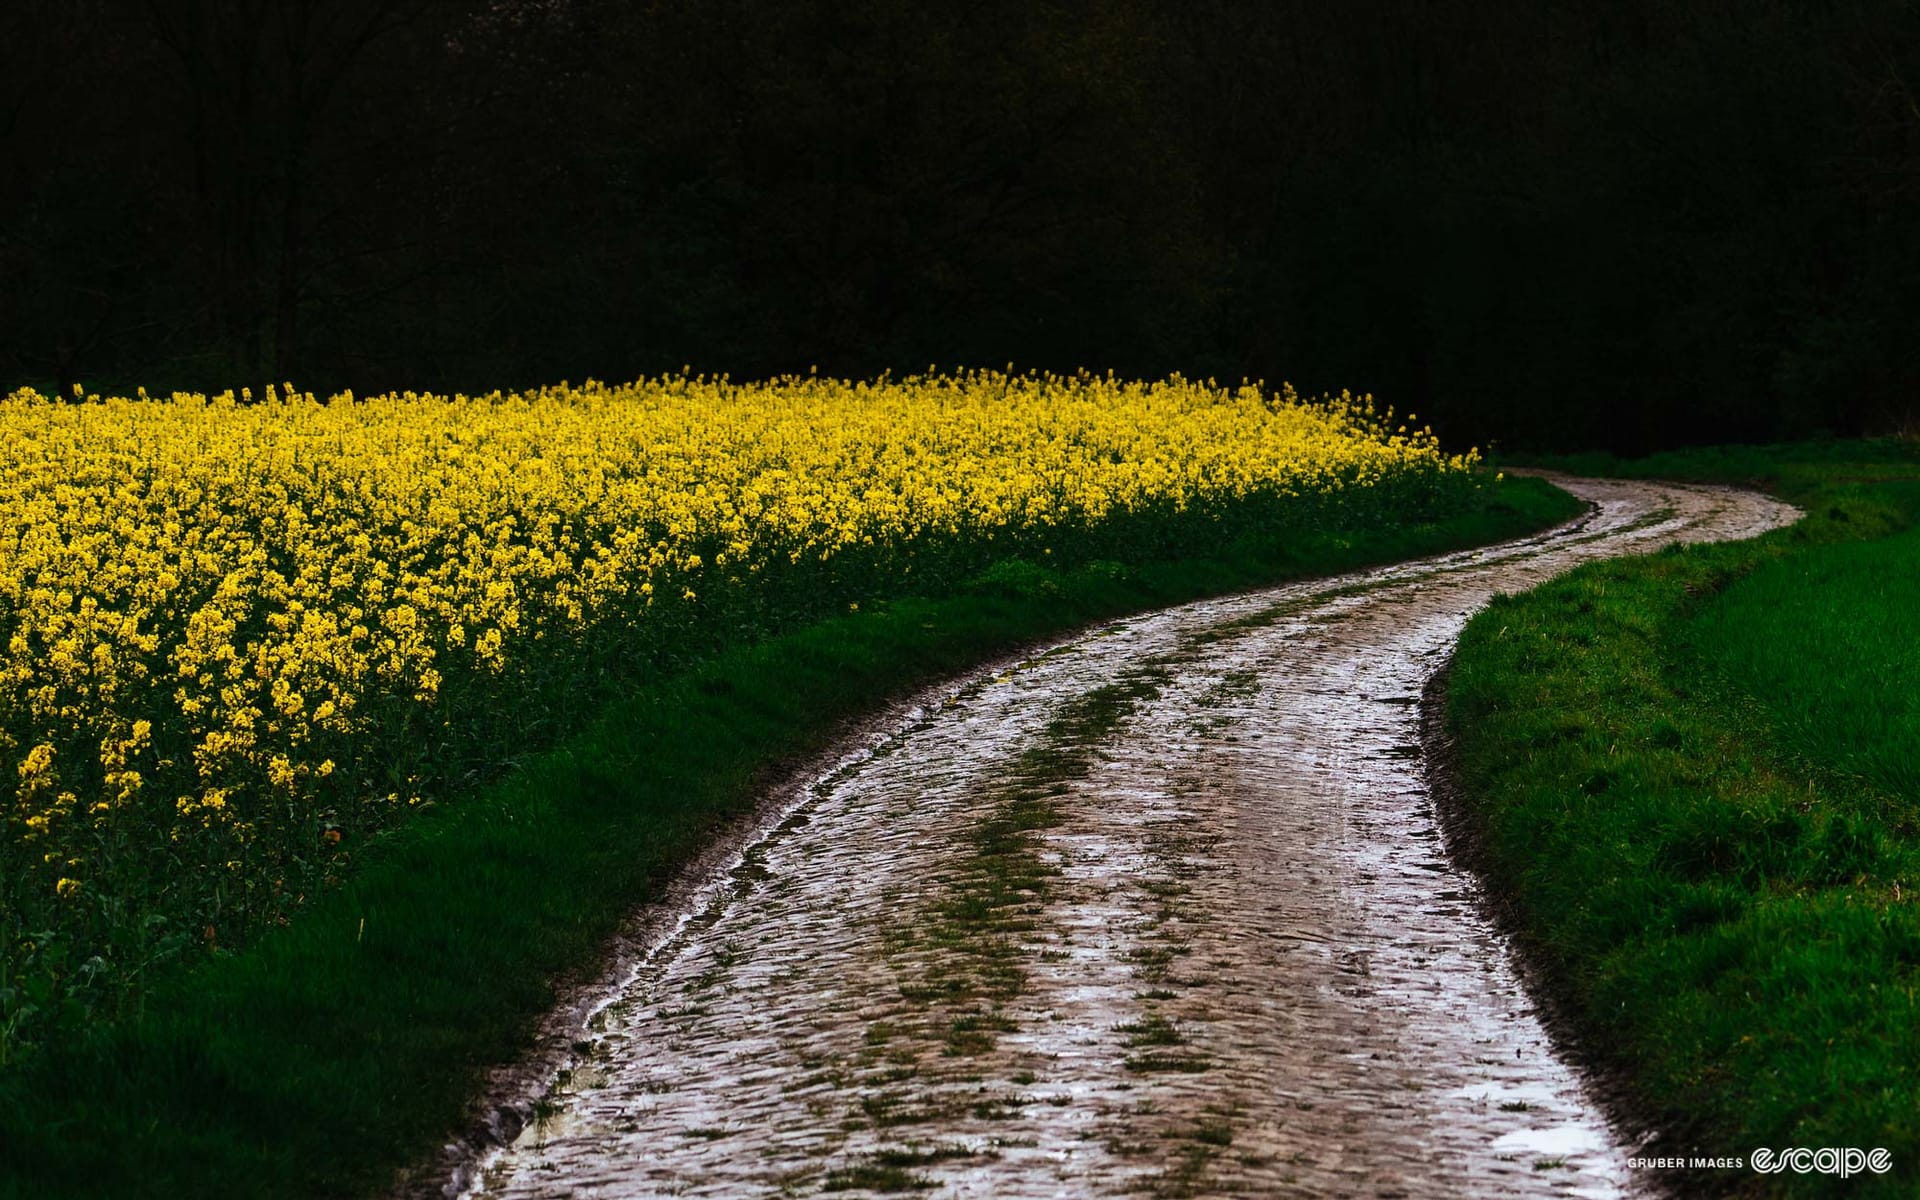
left=0, top=370, right=1475, bottom=913
left=16, top=742, right=55, bottom=786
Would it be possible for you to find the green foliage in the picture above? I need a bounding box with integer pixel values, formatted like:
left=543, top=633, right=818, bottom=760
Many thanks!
left=965, top=558, right=1065, bottom=600
left=1693, top=525, right=1920, bottom=802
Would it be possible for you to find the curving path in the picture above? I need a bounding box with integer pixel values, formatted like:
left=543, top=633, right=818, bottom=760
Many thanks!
left=443, top=476, right=1796, bottom=1199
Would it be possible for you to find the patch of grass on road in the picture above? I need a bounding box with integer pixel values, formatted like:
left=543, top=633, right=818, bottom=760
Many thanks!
left=1448, top=440, right=1920, bottom=1197
left=0, top=474, right=1577, bottom=1200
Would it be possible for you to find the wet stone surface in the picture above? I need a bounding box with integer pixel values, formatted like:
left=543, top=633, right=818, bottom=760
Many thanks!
left=452, top=477, right=1797, bottom=1199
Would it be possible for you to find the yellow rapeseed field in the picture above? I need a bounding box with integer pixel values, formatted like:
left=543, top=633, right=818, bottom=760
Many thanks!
left=0, top=370, right=1473, bottom=1049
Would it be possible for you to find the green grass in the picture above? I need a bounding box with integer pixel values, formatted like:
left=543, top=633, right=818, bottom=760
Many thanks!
left=1692, top=528, right=1920, bottom=802
left=0, top=474, right=1578, bottom=1200
left=1450, top=440, right=1920, bottom=1197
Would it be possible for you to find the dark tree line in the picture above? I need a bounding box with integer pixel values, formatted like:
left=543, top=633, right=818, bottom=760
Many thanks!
left=5, top=0, right=1918, bottom=451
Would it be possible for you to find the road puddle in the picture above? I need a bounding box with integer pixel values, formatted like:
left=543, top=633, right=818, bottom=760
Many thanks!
left=437, top=476, right=1796, bottom=1199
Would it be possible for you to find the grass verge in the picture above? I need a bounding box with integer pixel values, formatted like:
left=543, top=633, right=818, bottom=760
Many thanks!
left=1446, top=440, right=1920, bottom=1197
left=0, top=473, right=1578, bottom=1200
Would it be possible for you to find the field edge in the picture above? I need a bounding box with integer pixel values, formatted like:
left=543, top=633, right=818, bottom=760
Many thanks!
left=0, top=474, right=1580, bottom=1200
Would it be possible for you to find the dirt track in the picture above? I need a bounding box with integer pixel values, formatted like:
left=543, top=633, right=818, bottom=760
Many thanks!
left=445, top=476, right=1797, bottom=1199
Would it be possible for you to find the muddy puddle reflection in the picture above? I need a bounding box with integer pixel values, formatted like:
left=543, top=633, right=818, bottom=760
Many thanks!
left=445, top=477, right=1796, bottom=1199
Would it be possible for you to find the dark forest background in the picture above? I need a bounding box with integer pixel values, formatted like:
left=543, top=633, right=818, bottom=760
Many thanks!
left=5, top=1, right=1918, bottom=452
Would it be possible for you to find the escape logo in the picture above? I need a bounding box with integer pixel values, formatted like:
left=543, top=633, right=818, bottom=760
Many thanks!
left=1750, top=1147, right=1892, bottom=1178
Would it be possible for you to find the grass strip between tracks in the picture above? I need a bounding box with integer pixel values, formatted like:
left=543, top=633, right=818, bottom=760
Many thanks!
left=0, top=473, right=1578, bottom=1200
left=1447, top=440, right=1920, bottom=1197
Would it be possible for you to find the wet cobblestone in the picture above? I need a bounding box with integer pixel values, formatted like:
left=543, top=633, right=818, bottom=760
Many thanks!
left=449, top=477, right=1796, bottom=1199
